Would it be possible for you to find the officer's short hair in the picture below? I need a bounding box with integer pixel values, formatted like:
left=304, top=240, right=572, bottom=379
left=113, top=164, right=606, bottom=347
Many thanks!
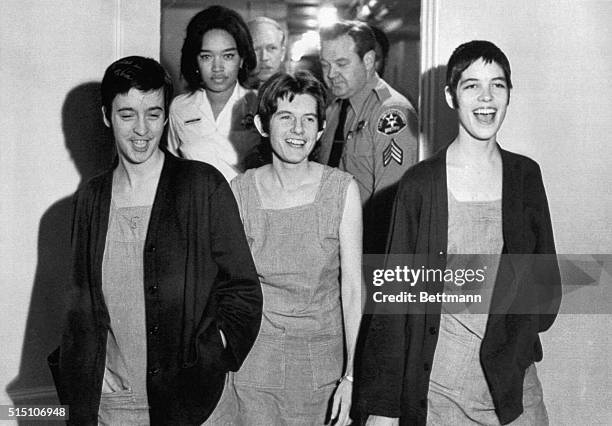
left=180, top=5, right=256, bottom=92
left=319, top=20, right=376, bottom=60
left=446, top=40, right=512, bottom=107
left=369, top=24, right=389, bottom=76
left=257, top=71, right=328, bottom=133
left=101, top=56, right=173, bottom=123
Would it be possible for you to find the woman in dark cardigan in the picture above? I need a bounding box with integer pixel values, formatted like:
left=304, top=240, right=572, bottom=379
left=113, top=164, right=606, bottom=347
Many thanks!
left=359, top=41, right=561, bottom=425
left=50, top=56, right=261, bottom=425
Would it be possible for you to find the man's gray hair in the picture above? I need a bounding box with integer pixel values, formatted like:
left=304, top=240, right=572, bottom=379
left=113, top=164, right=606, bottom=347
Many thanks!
left=247, top=16, right=286, bottom=45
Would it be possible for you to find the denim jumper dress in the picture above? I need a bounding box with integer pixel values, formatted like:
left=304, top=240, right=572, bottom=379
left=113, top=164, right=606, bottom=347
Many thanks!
left=220, top=166, right=352, bottom=425
left=99, top=202, right=151, bottom=425
left=427, top=192, right=548, bottom=425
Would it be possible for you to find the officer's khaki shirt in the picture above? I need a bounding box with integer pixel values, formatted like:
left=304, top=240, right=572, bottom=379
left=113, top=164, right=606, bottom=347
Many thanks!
left=315, top=74, right=418, bottom=252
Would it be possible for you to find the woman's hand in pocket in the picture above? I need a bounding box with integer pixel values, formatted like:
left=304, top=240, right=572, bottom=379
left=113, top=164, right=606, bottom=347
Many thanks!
left=101, top=368, right=128, bottom=393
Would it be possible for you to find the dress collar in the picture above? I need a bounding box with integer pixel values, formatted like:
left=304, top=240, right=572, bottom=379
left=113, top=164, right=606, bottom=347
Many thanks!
left=198, top=83, right=247, bottom=121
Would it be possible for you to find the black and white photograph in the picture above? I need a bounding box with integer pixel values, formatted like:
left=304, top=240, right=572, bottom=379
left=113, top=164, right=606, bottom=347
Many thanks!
left=1, top=0, right=610, bottom=425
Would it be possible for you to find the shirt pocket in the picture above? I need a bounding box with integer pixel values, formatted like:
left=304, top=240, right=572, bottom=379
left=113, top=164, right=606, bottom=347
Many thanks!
left=350, top=129, right=374, bottom=158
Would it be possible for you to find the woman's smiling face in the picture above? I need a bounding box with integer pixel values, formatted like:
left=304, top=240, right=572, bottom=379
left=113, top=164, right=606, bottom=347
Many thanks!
left=266, top=94, right=322, bottom=165
left=446, top=58, right=510, bottom=143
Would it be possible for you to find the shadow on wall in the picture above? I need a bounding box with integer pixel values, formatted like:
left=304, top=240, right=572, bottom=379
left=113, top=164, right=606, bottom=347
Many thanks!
left=6, top=82, right=115, bottom=414
left=420, top=64, right=458, bottom=157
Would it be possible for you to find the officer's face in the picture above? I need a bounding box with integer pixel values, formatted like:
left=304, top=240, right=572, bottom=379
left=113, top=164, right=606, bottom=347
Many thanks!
left=320, top=35, right=371, bottom=99
left=103, top=88, right=166, bottom=165
left=197, top=29, right=243, bottom=95
left=260, top=94, right=323, bottom=165
left=250, top=22, right=285, bottom=83
left=445, top=58, right=509, bottom=143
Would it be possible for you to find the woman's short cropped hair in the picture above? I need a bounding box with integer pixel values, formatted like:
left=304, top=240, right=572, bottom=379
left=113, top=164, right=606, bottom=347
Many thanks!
left=101, top=56, right=173, bottom=122
left=257, top=71, right=328, bottom=134
left=446, top=40, right=512, bottom=107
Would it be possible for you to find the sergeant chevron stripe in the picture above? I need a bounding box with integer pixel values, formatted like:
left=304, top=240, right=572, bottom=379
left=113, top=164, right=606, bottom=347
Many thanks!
left=383, top=139, right=403, bottom=166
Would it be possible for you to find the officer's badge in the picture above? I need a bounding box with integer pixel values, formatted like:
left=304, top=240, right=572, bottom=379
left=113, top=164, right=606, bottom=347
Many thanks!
left=241, top=113, right=255, bottom=129
left=377, top=109, right=407, bottom=136
left=383, top=139, right=403, bottom=166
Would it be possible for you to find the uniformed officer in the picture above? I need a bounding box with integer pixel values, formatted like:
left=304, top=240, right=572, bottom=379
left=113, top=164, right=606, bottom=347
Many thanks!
left=168, top=6, right=261, bottom=182
left=317, top=21, right=418, bottom=253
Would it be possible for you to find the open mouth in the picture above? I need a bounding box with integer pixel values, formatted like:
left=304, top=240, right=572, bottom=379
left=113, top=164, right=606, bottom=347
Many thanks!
left=131, top=139, right=150, bottom=151
left=286, top=138, right=306, bottom=147
left=473, top=107, right=497, bottom=124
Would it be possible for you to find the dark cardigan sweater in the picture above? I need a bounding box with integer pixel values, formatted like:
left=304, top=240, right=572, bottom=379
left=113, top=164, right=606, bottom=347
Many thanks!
left=52, top=152, right=262, bottom=425
left=357, top=144, right=561, bottom=425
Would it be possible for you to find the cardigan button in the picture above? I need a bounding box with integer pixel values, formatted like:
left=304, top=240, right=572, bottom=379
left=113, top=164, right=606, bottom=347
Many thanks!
left=149, top=283, right=159, bottom=295
left=419, top=399, right=427, bottom=408
left=429, top=327, right=437, bottom=335
left=423, top=362, right=430, bottom=371
left=149, top=367, right=160, bottom=376
left=438, top=250, right=445, bottom=257
left=150, top=325, right=160, bottom=335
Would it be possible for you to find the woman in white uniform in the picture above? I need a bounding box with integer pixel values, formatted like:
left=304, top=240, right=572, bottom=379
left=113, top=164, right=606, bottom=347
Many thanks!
left=168, top=5, right=261, bottom=181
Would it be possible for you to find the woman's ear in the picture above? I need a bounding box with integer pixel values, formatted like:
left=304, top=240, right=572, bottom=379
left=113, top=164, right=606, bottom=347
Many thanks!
left=317, top=120, right=326, bottom=140
left=444, top=86, right=456, bottom=110
left=254, top=114, right=268, bottom=137
left=101, top=106, right=111, bottom=128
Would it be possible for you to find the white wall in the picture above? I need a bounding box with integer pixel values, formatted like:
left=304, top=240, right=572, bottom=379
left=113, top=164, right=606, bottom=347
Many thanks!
left=421, top=0, right=612, bottom=424
left=0, top=0, right=160, bottom=410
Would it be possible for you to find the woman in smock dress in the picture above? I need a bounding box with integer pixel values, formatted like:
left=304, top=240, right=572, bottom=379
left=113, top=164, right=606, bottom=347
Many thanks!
left=229, top=71, right=363, bottom=425
left=360, top=41, right=561, bottom=426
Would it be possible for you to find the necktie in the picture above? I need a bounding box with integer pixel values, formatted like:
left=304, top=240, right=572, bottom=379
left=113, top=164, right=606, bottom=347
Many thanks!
left=327, top=99, right=350, bottom=167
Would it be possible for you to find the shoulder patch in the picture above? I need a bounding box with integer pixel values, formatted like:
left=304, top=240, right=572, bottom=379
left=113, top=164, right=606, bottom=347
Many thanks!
left=377, top=108, right=407, bottom=136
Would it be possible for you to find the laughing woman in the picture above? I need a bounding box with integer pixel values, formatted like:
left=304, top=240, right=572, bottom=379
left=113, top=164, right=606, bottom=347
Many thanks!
left=51, top=57, right=261, bottom=426
left=168, top=6, right=261, bottom=181
left=360, top=41, right=561, bottom=426
left=229, top=71, right=363, bottom=425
